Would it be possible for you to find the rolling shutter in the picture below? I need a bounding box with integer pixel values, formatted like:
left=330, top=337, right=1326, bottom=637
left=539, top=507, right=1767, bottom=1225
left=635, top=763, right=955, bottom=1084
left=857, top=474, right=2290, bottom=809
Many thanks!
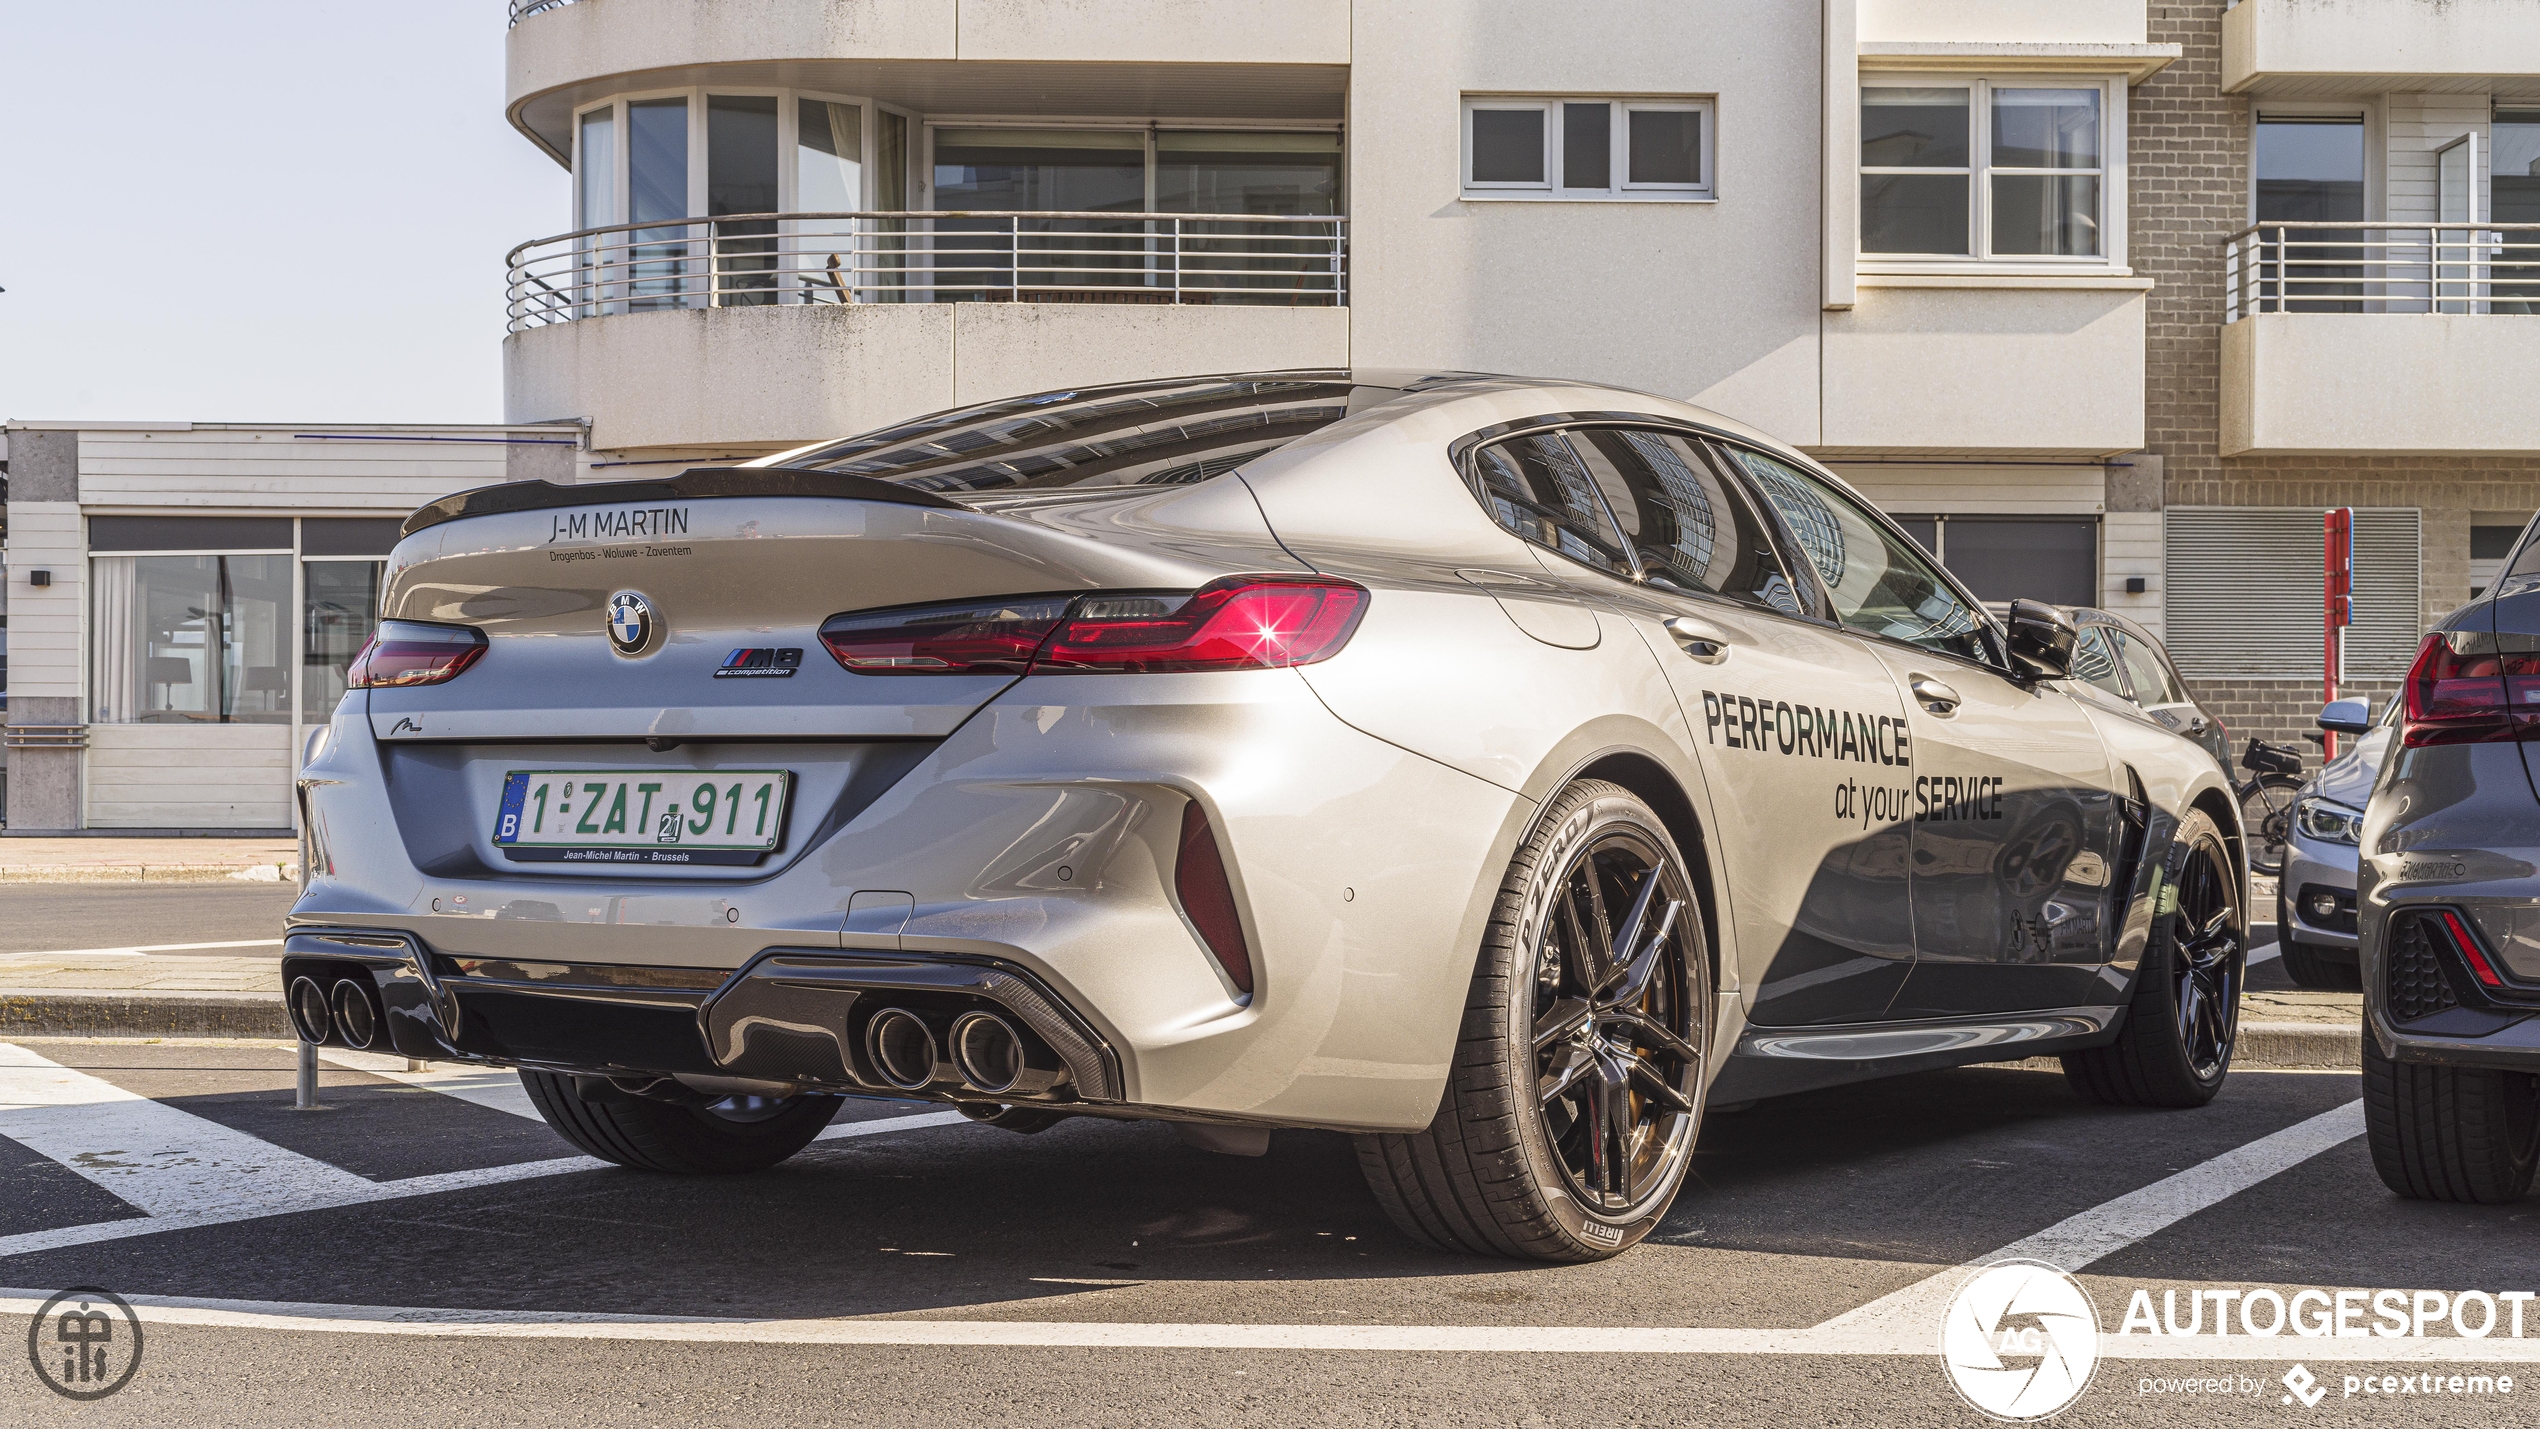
left=2163, top=507, right=2421, bottom=680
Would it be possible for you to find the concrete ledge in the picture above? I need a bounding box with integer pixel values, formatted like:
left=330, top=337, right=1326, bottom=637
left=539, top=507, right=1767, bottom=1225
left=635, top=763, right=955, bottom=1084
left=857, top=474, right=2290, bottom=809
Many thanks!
left=2000, top=1019, right=2361, bottom=1073
left=0, top=990, right=290, bottom=1039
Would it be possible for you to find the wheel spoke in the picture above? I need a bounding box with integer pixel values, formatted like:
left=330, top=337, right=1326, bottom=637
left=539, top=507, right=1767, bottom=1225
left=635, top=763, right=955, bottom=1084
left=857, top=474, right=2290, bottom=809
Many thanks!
left=1580, top=1063, right=1613, bottom=1191
left=1539, top=1043, right=1592, bottom=1105
left=1533, top=996, right=1592, bottom=1052
left=1581, top=858, right=1616, bottom=986
left=1559, top=881, right=1609, bottom=994
left=1603, top=898, right=1683, bottom=1010
left=1597, top=1051, right=1636, bottom=1199
left=1626, top=1056, right=1694, bottom=1113
left=1602, top=859, right=1668, bottom=994
left=1603, top=1009, right=1701, bottom=1064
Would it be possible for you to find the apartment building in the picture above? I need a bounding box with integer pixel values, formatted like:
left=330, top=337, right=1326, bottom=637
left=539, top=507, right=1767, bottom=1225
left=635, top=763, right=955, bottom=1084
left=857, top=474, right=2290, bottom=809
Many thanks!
left=501, top=0, right=2539, bottom=748
left=6, top=0, right=2532, bottom=832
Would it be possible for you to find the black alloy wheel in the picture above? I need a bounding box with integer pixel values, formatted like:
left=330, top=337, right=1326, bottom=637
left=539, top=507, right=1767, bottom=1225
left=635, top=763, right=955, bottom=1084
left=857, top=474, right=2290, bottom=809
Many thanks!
left=1357, top=781, right=1710, bottom=1262
left=2064, top=807, right=2244, bottom=1108
left=2169, top=832, right=2244, bottom=1080
left=1529, top=829, right=1703, bottom=1213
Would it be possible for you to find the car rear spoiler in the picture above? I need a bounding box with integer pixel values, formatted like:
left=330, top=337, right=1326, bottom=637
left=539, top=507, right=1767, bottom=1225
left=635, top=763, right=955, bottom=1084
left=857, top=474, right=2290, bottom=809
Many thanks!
left=400, top=466, right=968, bottom=537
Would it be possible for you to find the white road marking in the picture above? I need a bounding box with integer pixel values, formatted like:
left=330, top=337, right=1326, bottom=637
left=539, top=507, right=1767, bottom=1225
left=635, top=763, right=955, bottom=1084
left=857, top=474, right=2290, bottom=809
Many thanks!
left=0, top=1288, right=2530, bottom=1362
left=0, top=1042, right=375, bottom=1219
left=0, top=938, right=282, bottom=959
left=0, top=1042, right=971, bottom=1261
left=2247, top=941, right=2281, bottom=966
left=1814, top=1098, right=2365, bottom=1336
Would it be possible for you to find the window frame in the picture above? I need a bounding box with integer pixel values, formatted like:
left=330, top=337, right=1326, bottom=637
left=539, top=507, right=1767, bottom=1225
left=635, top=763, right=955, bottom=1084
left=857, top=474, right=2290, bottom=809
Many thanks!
left=1461, top=94, right=1718, bottom=203
left=1858, top=73, right=2126, bottom=272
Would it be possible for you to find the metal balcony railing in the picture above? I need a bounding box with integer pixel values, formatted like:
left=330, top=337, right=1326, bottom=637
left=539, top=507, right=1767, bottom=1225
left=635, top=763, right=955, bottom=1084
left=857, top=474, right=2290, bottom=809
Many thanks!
left=2223, top=221, right=2540, bottom=320
left=504, top=211, right=1350, bottom=332
left=507, top=0, right=573, bottom=24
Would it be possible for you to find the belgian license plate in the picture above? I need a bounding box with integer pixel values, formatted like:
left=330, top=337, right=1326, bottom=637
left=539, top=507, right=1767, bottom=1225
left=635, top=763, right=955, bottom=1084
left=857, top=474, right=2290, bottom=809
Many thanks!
left=493, top=769, right=791, bottom=866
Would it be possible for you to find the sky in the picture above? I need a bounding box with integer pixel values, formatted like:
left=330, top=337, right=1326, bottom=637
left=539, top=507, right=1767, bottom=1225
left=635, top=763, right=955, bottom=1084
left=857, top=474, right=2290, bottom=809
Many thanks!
left=0, top=2, right=568, bottom=424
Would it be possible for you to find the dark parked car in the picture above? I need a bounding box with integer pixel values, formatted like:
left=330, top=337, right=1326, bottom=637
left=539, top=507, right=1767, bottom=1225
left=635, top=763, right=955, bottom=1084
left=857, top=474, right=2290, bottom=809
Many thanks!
left=2362, top=512, right=2540, bottom=1203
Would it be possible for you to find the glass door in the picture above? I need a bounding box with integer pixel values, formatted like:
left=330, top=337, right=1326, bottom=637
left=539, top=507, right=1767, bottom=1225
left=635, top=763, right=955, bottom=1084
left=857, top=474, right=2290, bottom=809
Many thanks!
left=708, top=96, right=780, bottom=307
left=930, top=129, right=1147, bottom=301
left=627, top=97, right=693, bottom=310
left=2494, top=111, right=2540, bottom=314
left=1153, top=132, right=1342, bottom=304
left=2436, top=133, right=2478, bottom=311
left=2255, top=115, right=2366, bottom=311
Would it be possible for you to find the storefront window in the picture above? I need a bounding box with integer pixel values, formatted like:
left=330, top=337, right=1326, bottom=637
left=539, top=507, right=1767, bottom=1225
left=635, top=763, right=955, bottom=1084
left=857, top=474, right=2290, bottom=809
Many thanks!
left=91, top=556, right=292, bottom=725
left=303, top=560, right=384, bottom=721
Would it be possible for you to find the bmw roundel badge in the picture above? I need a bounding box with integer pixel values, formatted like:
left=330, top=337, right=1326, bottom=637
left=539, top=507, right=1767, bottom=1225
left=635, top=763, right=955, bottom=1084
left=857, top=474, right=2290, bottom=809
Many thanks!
left=605, top=591, right=654, bottom=654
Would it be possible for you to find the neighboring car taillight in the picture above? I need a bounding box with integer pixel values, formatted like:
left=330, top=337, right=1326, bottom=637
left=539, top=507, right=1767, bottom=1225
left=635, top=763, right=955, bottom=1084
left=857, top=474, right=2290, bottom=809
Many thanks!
left=2400, top=631, right=2540, bottom=746
left=819, top=578, right=1368, bottom=677
left=345, top=620, right=487, bottom=688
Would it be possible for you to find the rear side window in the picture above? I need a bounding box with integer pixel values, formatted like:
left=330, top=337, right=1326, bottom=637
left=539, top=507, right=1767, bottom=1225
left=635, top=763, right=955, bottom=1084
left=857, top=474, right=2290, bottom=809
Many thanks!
left=1726, top=445, right=1989, bottom=663
left=2114, top=631, right=2188, bottom=706
left=781, top=375, right=1359, bottom=494
left=1469, top=433, right=1634, bottom=576
left=2070, top=626, right=2130, bottom=699
left=1566, top=428, right=1802, bottom=615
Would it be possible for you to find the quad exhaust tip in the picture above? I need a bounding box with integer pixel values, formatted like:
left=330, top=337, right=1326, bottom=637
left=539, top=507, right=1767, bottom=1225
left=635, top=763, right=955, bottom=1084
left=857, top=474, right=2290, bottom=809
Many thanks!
left=330, top=978, right=381, bottom=1051
left=950, top=1011, right=1027, bottom=1096
left=865, top=1007, right=940, bottom=1091
left=287, top=976, right=334, bottom=1046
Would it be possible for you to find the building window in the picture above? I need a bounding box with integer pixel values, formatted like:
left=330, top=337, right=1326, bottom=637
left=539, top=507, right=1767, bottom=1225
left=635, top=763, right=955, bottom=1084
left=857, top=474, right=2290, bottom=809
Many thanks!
left=1892, top=515, right=2099, bottom=607
left=1462, top=96, right=1714, bottom=200
left=92, top=556, right=293, bottom=726
left=1861, top=80, right=2115, bottom=261
left=2163, top=508, right=2422, bottom=681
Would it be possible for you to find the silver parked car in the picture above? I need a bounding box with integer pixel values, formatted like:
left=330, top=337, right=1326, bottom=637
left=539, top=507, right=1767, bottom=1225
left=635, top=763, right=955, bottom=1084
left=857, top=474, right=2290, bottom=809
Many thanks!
left=2362, top=511, right=2540, bottom=1204
left=286, top=371, right=2246, bottom=1261
left=2276, top=695, right=2399, bottom=990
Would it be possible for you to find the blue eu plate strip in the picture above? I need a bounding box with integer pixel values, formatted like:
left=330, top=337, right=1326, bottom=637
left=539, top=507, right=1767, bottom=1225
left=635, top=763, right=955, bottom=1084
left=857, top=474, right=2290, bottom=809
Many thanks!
left=494, top=771, right=530, bottom=845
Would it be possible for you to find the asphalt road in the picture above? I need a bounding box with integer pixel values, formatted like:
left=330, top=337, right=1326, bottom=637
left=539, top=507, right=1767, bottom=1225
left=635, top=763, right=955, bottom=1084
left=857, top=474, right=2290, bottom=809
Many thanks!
left=3, top=887, right=2508, bottom=1427
left=0, top=884, right=300, bottom=954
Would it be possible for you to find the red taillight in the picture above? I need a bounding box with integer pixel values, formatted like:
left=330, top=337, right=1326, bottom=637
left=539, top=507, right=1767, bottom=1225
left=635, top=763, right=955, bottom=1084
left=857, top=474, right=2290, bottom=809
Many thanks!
left=818, top=596, right=1071, bottom=674
left=2438, top=910, right=2509, bottom=989
left=345, top=620, right=487, bottom=688
left=2401, top=632, right=2540, bottom=747
left=1174, top=800, right=1253, bottom=996
left=1039, top=577, right=1366, bottom=673
left=818, top=578, right=1368, bottom=677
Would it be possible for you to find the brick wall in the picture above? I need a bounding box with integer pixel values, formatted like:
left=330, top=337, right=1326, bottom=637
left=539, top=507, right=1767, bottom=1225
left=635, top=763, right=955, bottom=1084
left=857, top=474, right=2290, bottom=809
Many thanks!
left=2182, top=676, right=2399, bottom=777
left=2134, top=2, right=2540, bottom=742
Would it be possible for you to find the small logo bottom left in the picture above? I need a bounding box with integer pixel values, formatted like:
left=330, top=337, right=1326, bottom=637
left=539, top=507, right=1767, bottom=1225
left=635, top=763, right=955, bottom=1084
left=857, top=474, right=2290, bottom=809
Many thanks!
left=26, top=1286, right=145, bottom=1400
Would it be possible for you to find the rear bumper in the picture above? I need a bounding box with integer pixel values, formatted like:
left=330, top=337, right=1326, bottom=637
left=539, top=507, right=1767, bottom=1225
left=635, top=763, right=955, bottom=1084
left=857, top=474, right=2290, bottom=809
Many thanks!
left=283, top=928, right=1121, bottom=1105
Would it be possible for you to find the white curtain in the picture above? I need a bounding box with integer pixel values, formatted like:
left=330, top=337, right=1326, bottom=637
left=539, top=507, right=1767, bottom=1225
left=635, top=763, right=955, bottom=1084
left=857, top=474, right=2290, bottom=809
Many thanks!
left=90, top=556, right=140, bottom=724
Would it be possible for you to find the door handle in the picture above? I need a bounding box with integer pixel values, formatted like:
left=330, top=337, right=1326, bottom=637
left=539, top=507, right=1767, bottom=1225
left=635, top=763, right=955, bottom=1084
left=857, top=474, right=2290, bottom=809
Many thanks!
left=1662, top=616, right=1731, bottom=664
left=1908, top=674, right=1961, bottom=713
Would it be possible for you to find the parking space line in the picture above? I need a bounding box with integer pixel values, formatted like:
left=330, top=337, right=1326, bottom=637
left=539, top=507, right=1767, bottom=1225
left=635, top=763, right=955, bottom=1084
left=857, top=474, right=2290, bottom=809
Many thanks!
left=0, top=1041, right=973, bottom=1262
left=1813, top=1098, right=2365, bottom=1336
left=3, top=1286, right=2534, bottom=1362
left=0, top=1042, right=376, bottom=1220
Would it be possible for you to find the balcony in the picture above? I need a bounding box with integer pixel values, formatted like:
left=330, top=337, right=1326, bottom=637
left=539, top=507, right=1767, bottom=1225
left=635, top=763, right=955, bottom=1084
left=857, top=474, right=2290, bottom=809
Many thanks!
left=2223, top=0, right=2540, bottom=94
left=507, top=0, right=570, bottom=24
left=2219, top=221, right=2540, bottom=456
left=503, top=211, right=1352, bottom=453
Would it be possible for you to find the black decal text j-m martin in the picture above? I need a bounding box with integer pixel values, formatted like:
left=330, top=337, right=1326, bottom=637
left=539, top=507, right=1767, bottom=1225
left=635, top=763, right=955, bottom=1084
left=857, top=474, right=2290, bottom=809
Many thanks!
left=548, top=506, right=690, bottom=543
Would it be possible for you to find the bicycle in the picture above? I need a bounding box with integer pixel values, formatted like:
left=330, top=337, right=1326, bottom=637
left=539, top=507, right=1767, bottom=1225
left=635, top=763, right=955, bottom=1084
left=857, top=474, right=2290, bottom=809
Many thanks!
left=2235, top=736, right=2307, bottom=878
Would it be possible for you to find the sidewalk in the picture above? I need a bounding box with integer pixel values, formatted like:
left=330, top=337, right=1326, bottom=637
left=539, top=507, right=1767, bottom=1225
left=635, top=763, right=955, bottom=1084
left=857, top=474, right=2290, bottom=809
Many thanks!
left=0, top=837, right=300, bottom=883
left=0, top=952, right=289, bottom=1038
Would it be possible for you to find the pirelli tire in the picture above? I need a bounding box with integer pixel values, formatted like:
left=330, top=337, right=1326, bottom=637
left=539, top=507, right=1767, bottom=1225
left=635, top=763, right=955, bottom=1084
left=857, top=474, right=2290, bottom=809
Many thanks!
left=2363, top=1037, right=2540, bottom=1204
left=1356, top=780, right=1710, bottom=1263
left=2063, top=807, right=2244, bottom=1109
left=520, top=1070, right=841, bottom=1173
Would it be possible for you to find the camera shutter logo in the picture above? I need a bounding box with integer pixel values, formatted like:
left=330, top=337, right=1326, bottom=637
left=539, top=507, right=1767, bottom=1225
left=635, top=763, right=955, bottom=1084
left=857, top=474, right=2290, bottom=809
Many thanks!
left=1940, top=1259, right=2101, bottom=1421
left=606, top=592, right=654, bottom=654
left=26, top=1286, right=143, bottom=1400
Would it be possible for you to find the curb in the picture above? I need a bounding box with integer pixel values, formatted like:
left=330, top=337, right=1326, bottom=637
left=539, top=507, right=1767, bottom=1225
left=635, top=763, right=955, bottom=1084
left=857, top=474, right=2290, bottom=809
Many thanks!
left=2001, top=1019, right=2361, bottom=1073
left=0, top=864, right=298, bottom=884
left=0, top=990, right=292, bottom=1039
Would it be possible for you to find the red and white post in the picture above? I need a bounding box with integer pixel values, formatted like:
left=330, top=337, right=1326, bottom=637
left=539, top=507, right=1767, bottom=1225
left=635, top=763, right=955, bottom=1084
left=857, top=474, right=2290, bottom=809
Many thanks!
left=2324, top=507, right=2354, bottom=761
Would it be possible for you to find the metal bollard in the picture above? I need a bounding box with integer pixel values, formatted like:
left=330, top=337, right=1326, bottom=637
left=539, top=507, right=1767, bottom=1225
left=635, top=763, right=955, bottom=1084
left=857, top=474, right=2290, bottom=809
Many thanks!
left=406, top=1058, right=426, bottom=1073
left=294, top=1039, right=322, bottom=1110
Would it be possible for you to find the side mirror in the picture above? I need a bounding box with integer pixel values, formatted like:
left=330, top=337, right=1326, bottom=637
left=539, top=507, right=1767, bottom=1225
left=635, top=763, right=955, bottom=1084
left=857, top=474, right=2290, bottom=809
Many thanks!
left=2005, top=599, right=2077, bottom=681
left=2317, top=697, right=2371, bottom=735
